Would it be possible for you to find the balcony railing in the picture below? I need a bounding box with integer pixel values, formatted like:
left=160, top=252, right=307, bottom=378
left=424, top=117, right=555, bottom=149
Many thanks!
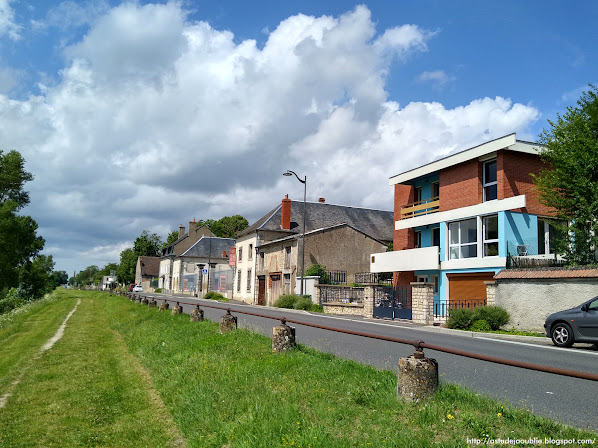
left=400, top=196, right=440, bottom=219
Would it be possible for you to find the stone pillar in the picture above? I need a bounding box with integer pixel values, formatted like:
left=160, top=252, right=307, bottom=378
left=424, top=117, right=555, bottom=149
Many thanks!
left=410, top=282, right=434, bottom=325
left=159, top=300, right=170, bottom=311
left=172, top=302, right=182, bottom=315
left=149, top=299, right=157, bottom=308
left=141, top=296, right=149, bottom=305
left=485, top=281, right=496, bottom=306
left=363, top=286, right=375, bottom=318
left=272, top=320, right=296, bottom=352
left=190, top=306, right=204, bottom=322
left=397, top=347, right=438, bottom=402
left=219, top=310, right=237, bottom=333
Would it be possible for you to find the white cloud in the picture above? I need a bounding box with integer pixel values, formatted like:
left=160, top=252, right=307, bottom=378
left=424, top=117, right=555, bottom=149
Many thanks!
left=417, top=70, right=456, bottom=90
left=31, top=1, right=110, bottom=31
left=0, top=4, right=540, bottom=274
left=0, top=0, right=20, bottom=40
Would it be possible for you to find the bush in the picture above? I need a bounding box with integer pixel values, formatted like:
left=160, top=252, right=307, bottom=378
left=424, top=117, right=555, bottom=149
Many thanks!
left=154, top=288, right=162, bottom=293
left=203, top=291, right=228, bottom=301
left=470, top=319, right=492, bottom=332
left=472, top=306, right=510, bottom=330
left=293, top=297, right=313, bottom=310
left=0, top=288, right=26, bottom=315
left=273, top=294, right=299, bottom=309
left=309, top=304, right=324, bottom=313
left=447, top=308, right=474, bottom=329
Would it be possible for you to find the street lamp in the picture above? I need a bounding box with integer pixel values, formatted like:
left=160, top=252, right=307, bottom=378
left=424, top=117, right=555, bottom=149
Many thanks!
left=283, top=170, right=307, bottom=296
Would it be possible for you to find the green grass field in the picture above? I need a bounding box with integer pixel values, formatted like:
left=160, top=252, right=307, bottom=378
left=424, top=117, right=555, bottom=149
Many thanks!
left=0, top=289, right=594, bottom=447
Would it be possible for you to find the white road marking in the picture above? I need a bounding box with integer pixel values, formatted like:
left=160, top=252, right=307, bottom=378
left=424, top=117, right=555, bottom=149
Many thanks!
left=475, top=336, right=598, bottom=356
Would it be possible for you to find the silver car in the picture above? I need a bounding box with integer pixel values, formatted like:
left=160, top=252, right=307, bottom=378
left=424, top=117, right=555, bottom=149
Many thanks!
left=544, top=296, right=598, bottom=347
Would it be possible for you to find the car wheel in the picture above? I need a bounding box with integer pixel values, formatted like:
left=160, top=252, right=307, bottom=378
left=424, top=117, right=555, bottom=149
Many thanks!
left=551, top=323, right=574, bottom=347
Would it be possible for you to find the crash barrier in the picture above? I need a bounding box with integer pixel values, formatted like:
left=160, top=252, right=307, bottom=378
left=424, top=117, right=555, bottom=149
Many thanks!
left=118, top=292, right=598, bottom=395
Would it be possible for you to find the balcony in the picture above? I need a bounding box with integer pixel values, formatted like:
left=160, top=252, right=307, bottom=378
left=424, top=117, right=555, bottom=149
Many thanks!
left=400, top=197, right=439, bottom=220
left=370, top=246, right=440, bottom=273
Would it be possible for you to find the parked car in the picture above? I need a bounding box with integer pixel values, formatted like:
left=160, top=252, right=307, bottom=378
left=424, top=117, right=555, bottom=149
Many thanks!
left=133, top=285, right=143, bottom=293
left=128, top=284, right=136, bottom=291
left=544, top=296, right=598, bottom=347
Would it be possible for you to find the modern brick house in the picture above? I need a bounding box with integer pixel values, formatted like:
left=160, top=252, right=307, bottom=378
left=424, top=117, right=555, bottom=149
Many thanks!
left=371, top=133, right=559, bottom=310
left=235, top=196, right=393, bottom=306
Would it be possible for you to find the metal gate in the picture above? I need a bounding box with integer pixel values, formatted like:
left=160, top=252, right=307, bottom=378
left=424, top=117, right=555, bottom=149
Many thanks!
left=373, top=286, right=412, bottom=320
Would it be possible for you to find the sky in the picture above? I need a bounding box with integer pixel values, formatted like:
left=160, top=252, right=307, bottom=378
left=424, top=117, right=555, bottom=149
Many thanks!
left=0, top=0, right=596, bottom=276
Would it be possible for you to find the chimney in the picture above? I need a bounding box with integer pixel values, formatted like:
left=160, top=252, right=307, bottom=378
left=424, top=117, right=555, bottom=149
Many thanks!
left=318, top=198, right=325, bottom=203
left=178, top=224, right=185, bottom=239
left=281, top=194, right=291, bottom=230
left=189, top=218, right=196, bottom=236
left=222, top=250, right=227, bottom=258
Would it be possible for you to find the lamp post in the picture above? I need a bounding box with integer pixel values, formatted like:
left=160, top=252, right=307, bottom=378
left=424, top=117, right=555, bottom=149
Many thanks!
left=283, top=170, right=307, bottom=296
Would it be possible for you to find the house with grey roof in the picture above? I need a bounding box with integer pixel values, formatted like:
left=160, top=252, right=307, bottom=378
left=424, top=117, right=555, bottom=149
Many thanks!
left=159, top=219, right=215, bottom=292
left=169, top=236, right=235, bottom=297
left=234, top=195, right=393, bottom=306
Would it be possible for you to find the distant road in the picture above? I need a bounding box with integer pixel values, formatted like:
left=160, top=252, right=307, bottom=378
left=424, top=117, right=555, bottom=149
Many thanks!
left=135, top=292, right=598, bottom=430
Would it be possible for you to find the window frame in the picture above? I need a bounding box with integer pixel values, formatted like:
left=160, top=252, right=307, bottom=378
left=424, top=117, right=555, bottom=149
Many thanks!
left=246, top=268, right=252, bottom=292
left=448, top=218, right=478, bottom=260
left=236, top=269, right=241, bottom=292
left=483, top=159, right=497, bottom=202
left=483, top=215, right=499, bottom=257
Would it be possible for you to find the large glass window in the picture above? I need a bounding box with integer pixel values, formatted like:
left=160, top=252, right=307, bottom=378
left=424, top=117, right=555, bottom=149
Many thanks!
left=483, top=215, right=499, bottom=256
left=538, top=218, right=567, bottom=255
left=449, top=218, right=477, bottom=259
left=483, top=159, right=497, bottom=201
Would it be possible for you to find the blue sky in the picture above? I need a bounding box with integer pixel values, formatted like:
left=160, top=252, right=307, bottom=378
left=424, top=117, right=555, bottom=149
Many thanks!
left=0, top=1, right=596, bottom=275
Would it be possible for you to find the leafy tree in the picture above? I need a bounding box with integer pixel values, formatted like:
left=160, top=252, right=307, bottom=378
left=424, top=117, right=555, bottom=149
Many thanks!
left=163, top=230, right=179, bottom=248
left=19, top=255, right=55, bottom=299
left=534, top=85, right=598, bottom=265
left=0, top=150, right=45, bottom=292
left=133, top=230, right=163, bottom=257
left=196, top=215, right=249, bottom=238
left=50, top=270, right=69, bottom=288
left=117, top=249, right=137, bottom=284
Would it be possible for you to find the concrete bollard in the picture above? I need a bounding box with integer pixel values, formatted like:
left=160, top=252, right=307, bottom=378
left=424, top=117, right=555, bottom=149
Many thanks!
left=141, top=296, right=149, bottom=305
left=172, top=302, right=182, bottom=315
left=219, top=310, right=237, bottom=334
left=159, top=300, right=170, bottom=312
left=397, top=345, right=438, bottom=402
left=149, top=299, right=157, bottom=308
left=272, top=320, right=296, bottom=352
left=190, top=306, right=204, bottom=322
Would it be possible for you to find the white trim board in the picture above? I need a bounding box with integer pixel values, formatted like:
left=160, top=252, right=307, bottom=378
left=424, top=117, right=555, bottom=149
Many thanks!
left=395, top=195, right=526, bottom=230
left=389, top=135, right=541, bottom=185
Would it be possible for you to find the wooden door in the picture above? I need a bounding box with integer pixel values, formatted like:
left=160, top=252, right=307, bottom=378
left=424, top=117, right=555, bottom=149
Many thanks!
left=257, top=276, right=265, bottom=306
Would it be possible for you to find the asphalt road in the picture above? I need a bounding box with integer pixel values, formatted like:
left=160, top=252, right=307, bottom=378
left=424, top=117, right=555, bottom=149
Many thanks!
left=130, top=291, right=598, bottom=431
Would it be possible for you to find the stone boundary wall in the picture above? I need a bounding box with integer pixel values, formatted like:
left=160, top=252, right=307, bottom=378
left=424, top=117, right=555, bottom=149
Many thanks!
left=493, top=278, right=598, bottom=332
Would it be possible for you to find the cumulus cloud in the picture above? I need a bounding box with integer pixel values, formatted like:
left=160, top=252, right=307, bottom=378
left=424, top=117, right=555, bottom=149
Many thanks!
left=0, top=3, right=540, bottom=273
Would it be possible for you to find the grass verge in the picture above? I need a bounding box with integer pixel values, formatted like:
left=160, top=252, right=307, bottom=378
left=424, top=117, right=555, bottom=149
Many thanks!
left=102, top=291, right=594, bottom=447
left=1, top=289, right=595, bottom=447
left=0, top=289, right=184, bottom=448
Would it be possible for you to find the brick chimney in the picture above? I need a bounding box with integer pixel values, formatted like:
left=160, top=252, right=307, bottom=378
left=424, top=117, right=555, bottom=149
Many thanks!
left=178, top=224, right=185, bottom=239
left=281, top=195, right=291, bottom=230
left=318, top=198, right=325, bottom=203
left=189, top=218, right=196, bottom=236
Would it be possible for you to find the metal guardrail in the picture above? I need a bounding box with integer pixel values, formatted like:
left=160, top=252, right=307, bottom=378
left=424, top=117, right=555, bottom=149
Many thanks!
left=120, top=292, right=598, bottom=383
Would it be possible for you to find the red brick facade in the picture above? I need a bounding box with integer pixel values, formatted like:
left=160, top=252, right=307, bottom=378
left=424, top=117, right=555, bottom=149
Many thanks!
left=438, top=158, right=482, bottom=211
left=497, top=151, right=555, bottom=216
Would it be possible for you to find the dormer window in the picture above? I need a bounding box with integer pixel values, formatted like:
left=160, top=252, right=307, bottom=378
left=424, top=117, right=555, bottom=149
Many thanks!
left=483, top=159, right=497, bottom=201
